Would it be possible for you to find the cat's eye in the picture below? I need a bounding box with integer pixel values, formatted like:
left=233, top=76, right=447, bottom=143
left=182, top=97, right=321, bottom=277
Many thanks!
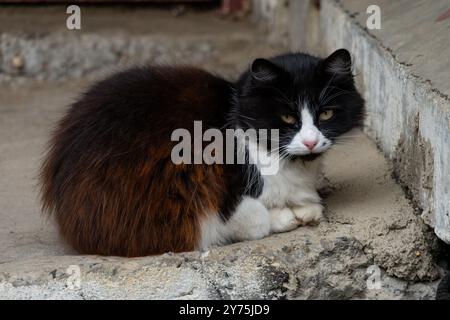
left=319, top=110, right=334, bottom=121
left=281, top=114, right=297, bottom=125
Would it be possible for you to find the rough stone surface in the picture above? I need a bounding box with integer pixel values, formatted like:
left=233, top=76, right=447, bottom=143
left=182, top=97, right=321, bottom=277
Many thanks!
left=286, top=0, right=450, bottom=244
left=0, top=5, right=444, bottom=299
left=0, top=233, right=439, bottom=300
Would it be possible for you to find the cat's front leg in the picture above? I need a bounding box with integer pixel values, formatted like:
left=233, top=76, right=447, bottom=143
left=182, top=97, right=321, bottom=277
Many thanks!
left=223, top=197, right=271, bottom=242
left=291, top=203, right=323, bottom=225
left=220, top=197, right=304, bottom=242
left=288, top=190, right=324, bottom=225
left=269, top=207, right=301, bottom=233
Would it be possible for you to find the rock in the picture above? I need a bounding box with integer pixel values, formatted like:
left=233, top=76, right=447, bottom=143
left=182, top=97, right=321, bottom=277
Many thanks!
left=0, top=232, right=439, bottom=299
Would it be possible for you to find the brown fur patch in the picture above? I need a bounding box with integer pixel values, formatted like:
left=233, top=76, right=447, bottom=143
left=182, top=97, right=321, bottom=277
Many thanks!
left=40, top=66, right=232, bottom=256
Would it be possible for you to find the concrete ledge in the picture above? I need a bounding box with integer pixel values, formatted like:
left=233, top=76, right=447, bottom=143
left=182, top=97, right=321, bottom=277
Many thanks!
left=287, top=0, right=450, bottom=243
left=0, top=232, right=439, bottom=300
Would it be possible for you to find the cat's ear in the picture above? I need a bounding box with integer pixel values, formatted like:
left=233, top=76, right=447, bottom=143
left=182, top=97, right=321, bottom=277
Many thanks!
left=322, top=49, right=352, bottom=75
left=251, top=58, right=282, bottom=82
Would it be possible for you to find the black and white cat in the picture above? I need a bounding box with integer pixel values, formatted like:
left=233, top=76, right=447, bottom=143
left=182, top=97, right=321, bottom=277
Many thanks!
left=41, top=49, right=365, bottom=256
left=201, top=49, right=365, bottom=249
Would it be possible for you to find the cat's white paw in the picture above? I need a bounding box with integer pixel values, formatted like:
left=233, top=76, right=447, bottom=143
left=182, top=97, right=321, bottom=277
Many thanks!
left=269, top=207, right=301, bottom=233
left=223, top=197, right=271, bottom=242
left=292, top=203, right=323, bottom=225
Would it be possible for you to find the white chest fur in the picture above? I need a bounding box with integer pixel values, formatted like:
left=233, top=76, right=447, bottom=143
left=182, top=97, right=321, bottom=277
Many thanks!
left=246, top=138, right=322, bottom=209
left=199, top=141, right=324, bottom=251
left=258, top=158, right=322, bottom=209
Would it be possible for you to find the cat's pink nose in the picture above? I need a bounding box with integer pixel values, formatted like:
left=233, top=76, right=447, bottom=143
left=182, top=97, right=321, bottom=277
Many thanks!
left=303, top=140, right=318, bottom=151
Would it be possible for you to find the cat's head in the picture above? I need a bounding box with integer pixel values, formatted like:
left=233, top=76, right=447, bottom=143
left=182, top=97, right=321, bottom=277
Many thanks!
left=234, top=49, right=365, bottom=161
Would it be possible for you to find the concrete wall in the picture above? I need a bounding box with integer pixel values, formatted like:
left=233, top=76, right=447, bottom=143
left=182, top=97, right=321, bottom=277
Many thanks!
left=285, top=0, right=450, bottom=243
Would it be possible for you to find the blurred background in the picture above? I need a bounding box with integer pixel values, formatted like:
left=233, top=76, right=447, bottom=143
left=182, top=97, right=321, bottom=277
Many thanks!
left=0, top=0, right=286, bottom=83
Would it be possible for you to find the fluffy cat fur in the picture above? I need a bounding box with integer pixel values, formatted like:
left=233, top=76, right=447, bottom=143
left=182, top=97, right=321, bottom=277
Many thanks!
left=40, top=49, right=365, bottom=256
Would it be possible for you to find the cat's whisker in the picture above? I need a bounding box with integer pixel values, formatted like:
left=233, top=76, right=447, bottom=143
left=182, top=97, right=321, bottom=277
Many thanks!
left=321, top=90, right=356, bottom=106
left=331, top=143, right=358, bottom=151
left=237, top=114, right=256, bottom=121
left=319, top=76, right=357, bottom=105
left=319, top=72, right=337, bottom=103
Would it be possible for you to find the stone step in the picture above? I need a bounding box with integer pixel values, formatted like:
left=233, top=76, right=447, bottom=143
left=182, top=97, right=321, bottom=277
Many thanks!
left=284, top=0, right=450, bottom=245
